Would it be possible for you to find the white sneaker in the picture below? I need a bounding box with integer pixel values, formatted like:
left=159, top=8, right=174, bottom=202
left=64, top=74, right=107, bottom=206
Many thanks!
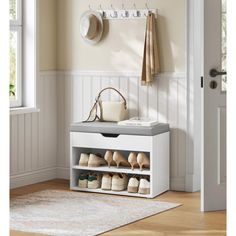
left=101, top=173, right=112, bottom=190
left=79, top=153, right=89, bottom=166
left=138, top=178, right=150, bottom=194
left=111, top=173, right=128, bottom=191
left=127, top=177, right=139, bottom=193
left=87, top=173, right=102, bottom=189
left=78, top=173, right=88, bottom=188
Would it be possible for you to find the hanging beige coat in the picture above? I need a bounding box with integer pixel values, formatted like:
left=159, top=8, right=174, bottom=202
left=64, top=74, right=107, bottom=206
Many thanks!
left=141, top=13, right=160, bottom=85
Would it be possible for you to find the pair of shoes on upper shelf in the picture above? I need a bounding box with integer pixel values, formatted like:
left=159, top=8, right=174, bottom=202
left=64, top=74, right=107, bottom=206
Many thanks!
left=128, top=152, right=150, bottom=171
left=78, top=151, right=150, bottom=171
left=79, top=153, right=107, bottom=167
left=105, top=151, right=150, bottom=171
left=78, top=173, right=102, bottom=189
left=104, top=151, right=130, bottom=168
left=128, top=176, right=150, bottom=194
left=101, top=173, right=128, bottom=191
left=78, top=151, right=131, bottom=168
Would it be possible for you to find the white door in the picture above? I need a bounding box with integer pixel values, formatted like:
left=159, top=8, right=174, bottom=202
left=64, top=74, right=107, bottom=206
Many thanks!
left=201, top=0, right=227, bottom=211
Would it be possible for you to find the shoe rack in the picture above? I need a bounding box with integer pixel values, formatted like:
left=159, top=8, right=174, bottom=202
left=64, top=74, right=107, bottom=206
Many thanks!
left=70, top=124, right=170, bottom=199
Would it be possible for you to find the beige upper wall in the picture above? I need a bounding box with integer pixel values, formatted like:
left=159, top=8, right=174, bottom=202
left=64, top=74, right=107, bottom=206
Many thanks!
left=39, top=0, right=57, bottom=71
left=57, top=0, right=186, bottom=73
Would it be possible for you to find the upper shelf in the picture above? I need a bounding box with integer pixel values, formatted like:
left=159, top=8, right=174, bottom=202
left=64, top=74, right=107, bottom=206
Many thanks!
left=72, top=165, right=150, bottom=175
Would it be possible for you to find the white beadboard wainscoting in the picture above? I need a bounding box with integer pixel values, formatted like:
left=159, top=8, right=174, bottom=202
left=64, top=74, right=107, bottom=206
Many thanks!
left=10, top=73, right=58, bottom=188
left=57, top=71, right=187, bottom=191
left=10, top=70, right=188, bottom=191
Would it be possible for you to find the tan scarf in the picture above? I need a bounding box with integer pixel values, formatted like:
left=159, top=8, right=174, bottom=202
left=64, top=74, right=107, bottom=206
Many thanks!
left=141, top=13, right=160, bottom=86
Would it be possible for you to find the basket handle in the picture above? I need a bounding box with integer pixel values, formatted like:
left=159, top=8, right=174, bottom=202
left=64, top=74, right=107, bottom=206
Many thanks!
left=83, top=87, right=127, bottom=123
left=96, top=87, right=127, bottom=109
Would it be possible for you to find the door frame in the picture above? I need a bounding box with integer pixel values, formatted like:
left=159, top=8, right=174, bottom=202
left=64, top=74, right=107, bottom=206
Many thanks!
left=185, top=0, right=204, bottom=192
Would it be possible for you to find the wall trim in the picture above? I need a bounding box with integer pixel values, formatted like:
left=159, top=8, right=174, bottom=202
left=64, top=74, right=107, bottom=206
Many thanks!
left=185, top=0, right=202, bottom=192
left=170, top=177, right=186, bottom=191
left=10, top=168, right=57, bottom=189
left=39, top=70, right=186, bottom=79
left=56, top=167, right=70, bottom=180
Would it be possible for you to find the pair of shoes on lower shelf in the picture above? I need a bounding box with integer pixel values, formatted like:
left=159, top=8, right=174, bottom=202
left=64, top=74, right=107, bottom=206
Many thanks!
left=102, top=173, right=128, bottom=191
left=78, top=173, right=102, bottom=189
left=105, top=151, right=150, bottom=171
left=79, top=153, right=107, bottom=167
left=128, top=177, right=150, bottom=194
left=78, top=173, right=129, bottom=191
left=101, top=174, right=150, bottom=194
left=78, top=173, right=150, bottom=194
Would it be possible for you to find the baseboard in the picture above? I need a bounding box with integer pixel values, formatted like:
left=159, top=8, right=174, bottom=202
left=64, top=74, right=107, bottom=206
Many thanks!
left=170, top=177, right=186, bottom=191
left=10, top=168, right=57, bottom=189
left=185, top=174, right=201, bottom=192
left=56, top=167, right=70, bottom=180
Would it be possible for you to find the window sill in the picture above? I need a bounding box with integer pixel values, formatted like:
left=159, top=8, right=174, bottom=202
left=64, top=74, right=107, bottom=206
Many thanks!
left=10, top=107, right=40, bottom=115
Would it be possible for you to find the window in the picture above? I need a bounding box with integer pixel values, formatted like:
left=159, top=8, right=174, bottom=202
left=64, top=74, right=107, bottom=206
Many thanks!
left=10, top=0, right=39, bottom=112
left=10, top=0, right=22, bottom=107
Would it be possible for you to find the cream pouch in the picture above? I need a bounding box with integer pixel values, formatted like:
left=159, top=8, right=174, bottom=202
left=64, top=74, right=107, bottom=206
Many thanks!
left=84, top=87, right=128, bottom=123
left=100, top=101, right=128, bottom=122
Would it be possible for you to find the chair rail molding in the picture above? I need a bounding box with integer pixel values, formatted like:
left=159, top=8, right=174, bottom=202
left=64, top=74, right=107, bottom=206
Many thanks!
left=55, top=70, right=186, bottom=79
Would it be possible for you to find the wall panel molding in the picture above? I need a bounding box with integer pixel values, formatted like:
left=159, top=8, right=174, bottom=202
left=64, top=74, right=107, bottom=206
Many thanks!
left=10, top=70, right=188, bottom=191
left=56, top=71, right=187, bottom=191
left=10, top=73, right=58, bottom=188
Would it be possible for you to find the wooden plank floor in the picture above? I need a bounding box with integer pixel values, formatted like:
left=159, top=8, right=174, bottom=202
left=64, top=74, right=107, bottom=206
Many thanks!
left=10, top=179, right=226, bottom=236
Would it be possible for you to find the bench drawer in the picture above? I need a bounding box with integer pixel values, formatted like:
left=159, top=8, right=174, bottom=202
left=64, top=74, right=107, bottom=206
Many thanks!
left=71, top=132, right=152, bottom=152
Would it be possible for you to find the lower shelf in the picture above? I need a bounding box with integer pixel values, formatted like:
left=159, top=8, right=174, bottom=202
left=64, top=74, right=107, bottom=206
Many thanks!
left=72, top=165, right=150, bottom=175
left=71, top=186, right=152, bottom=198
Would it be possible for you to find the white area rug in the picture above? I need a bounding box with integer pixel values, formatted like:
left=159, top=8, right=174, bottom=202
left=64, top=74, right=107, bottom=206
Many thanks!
left=10, top=190, right=180, bottom=236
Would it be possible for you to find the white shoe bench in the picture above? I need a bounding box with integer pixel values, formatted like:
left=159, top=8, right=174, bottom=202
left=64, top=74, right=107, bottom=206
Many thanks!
left=70, top=122, right=170, bottom=198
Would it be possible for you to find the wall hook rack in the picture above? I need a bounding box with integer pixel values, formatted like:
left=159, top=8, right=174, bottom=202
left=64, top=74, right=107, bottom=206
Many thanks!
left=94, top=5, right=157, bottom=20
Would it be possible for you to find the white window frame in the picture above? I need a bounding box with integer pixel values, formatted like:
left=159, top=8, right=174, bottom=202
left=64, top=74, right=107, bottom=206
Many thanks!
left=10, top=0, right=39, bottom=113
left=10, top=0, right=22, bottom=108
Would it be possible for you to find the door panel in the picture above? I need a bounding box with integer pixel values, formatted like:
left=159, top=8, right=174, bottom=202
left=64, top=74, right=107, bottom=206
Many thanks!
left=217, top=107, right=226, bottom=185
left=201, top=0, right=227, bottom=211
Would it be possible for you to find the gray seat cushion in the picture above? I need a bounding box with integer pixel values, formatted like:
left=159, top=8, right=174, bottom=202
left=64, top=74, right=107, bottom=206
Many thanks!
left=70, top=121, right=169, bottom=136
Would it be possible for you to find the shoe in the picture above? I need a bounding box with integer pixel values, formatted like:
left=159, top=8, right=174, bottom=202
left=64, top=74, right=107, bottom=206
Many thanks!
left=78, top=173, right=88, bottom=188
left=113, top=151, right=130, bottom=168
left=104, top=150, right=116, bottom=168
left=88, top=154, right=107, bottom=167
left=79, top=153, right=89, bottom=166
left=128, top=152, right=138, bottom=170
left=127, top=177, right=139, bottom=193
left=111, top=173, right=128, bottom=191
left=101, top=173, right=113, bottom=190
left=87, top=173, right=102, bottom=189
left=137, top=152, right=150, bottom=171
left=138, top=178, right=150, bottom=194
